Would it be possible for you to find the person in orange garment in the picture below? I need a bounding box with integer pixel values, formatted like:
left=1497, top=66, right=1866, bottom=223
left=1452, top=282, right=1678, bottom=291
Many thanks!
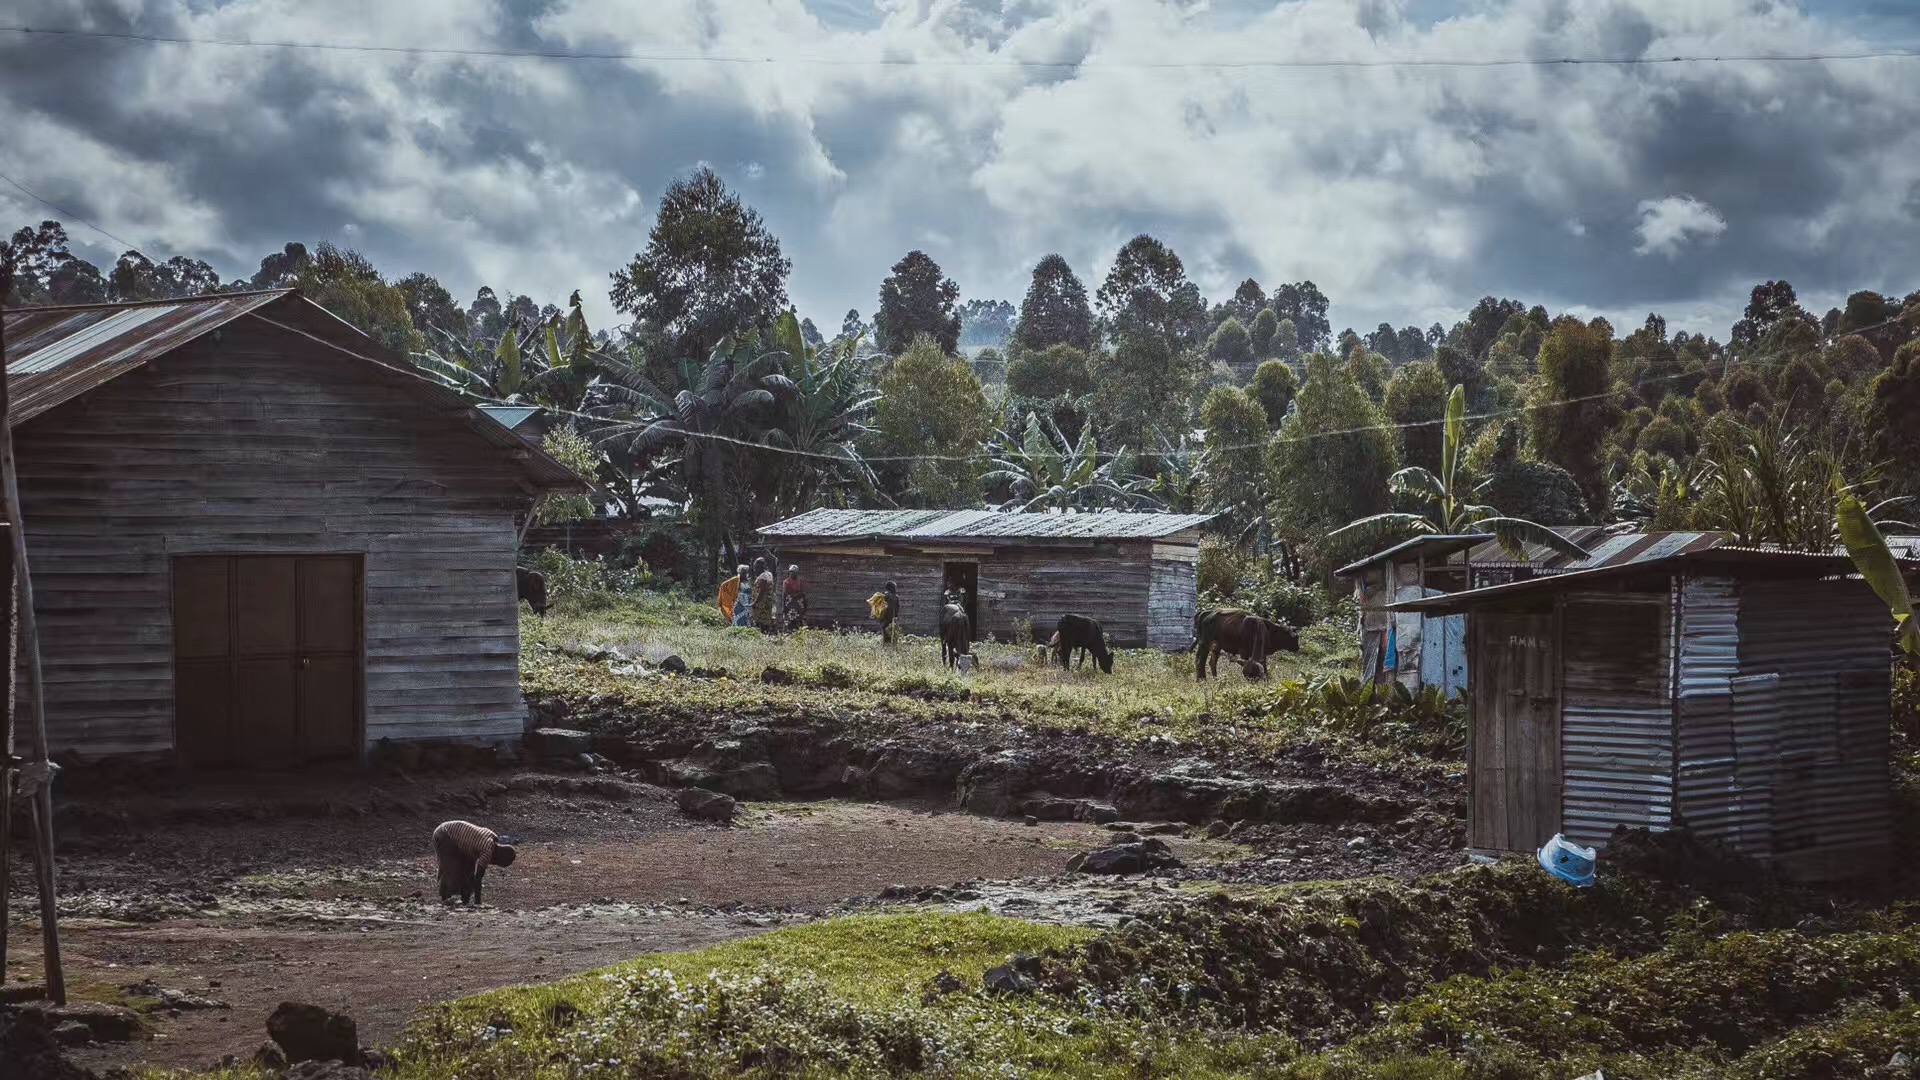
left=717, top=564, right=747, bottom=623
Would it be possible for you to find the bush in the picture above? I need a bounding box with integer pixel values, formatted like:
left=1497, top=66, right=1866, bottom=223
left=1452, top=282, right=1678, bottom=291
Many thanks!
left=527, top=549, right=652, bottom=610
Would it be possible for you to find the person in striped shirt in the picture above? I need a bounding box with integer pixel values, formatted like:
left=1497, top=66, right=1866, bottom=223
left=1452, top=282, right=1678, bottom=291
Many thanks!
left=432, top=820, right=517, bottom=906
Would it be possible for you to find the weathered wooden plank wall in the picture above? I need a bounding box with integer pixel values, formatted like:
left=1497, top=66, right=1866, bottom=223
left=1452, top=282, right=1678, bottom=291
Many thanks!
left=773, top=540, right=1199, bottom=647
left=15, top=318, right=537, bottom=758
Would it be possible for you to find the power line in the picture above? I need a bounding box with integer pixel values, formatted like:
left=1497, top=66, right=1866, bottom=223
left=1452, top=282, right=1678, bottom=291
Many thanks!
left=462, top=362, right=1714, bottom=466
left=0, top=170, right=148, bottom=259
left=3, top=25, right=1916, bottom=70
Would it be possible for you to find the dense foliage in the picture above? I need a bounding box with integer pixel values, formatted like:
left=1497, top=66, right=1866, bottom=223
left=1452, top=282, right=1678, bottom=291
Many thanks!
left=12, top=165, right=1920, bottom=585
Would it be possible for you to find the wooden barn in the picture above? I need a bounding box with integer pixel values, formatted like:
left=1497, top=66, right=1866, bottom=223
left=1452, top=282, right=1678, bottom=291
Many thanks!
left=758, top=509, right=1213, bottom=649
left=1393, top=535, right=1913, bottom=881
left=2, top=289, right=584, bottom=768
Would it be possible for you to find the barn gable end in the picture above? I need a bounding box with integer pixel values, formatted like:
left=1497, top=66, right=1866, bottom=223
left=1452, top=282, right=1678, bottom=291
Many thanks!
left=6, top=292, right=582, bottom=763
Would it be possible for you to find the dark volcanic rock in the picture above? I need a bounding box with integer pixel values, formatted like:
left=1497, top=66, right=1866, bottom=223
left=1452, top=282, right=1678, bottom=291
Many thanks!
left=1072, top=838, right=1183, bottom=875
left=528, top=728, right=592, bottom=759
left=676, top=786, right=737, bottom=824
left=866, top=743, right=969, bottom=800
left=267, top=1002, right=359, bottom=1064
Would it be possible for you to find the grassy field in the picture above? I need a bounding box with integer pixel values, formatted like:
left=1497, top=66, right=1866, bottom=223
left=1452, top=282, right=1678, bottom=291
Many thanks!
left=519, top=589, right=1464, bottom=773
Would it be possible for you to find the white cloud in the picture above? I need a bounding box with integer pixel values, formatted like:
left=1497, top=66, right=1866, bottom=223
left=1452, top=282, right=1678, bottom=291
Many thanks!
left=2, top=0, right=1917, bottom=336
left=1633, top=195, right=1728, bottom=258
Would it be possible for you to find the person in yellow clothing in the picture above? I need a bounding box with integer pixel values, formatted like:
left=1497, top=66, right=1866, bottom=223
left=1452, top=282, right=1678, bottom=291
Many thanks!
left=717, top=565, right=747, bottom=623
left=869, top=581, right=900, bottom=644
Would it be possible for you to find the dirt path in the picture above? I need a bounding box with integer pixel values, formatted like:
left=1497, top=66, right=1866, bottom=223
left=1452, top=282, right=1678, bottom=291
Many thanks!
left=6, top=781, right=1128, bottom=1072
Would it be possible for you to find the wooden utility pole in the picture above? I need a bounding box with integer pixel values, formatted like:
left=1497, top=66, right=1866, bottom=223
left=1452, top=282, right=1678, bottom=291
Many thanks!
left=0, top=267, right=64, bottom=1002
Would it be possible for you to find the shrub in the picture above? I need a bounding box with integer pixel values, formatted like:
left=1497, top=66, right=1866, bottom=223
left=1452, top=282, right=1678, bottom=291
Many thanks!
left=527, top=549, right=652, bottom=611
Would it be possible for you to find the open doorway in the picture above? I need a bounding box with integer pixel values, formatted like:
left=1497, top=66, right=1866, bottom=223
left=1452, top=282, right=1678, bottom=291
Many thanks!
left=941, top=561, right=980, bottom=640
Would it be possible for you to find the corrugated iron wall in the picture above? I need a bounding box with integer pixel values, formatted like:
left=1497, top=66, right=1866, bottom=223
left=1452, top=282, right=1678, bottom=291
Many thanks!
left=1733, top=578, right=1892, bottom=880
left=1674, top=578, right=1759, bottom=853
left=1560, top=594, right=1674, bottom=849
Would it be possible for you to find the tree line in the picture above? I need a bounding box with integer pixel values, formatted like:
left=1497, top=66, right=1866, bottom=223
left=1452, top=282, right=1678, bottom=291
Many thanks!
left=7, top=168, right=1919, bottom=589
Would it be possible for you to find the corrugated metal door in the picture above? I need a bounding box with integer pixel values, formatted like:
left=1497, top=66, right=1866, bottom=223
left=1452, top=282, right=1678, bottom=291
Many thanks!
left=1470, top=613, right=1559, bottom=851
left=172, top=555, right=363, bottom=768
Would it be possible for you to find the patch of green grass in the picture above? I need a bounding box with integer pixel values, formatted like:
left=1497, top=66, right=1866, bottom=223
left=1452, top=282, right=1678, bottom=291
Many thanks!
left=521, top=590, right=1457, bottom=779
left=385, top=911, right=1302, bottom=1079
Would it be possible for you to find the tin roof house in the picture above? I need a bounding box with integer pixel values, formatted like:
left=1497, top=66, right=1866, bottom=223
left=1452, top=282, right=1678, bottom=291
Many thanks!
left=758, top=509, right=1213, bottom=649
left=1393, top=538, right=1916, bottom=881
left=2, top=290, right=585, bottom=769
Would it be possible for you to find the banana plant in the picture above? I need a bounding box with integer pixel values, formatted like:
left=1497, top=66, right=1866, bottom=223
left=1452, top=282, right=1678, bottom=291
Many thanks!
left=410, top=319, right=532, bottom=402
left=982, top=411, right=1160, bottom=512
left=759, top=310, right=880, bottom=515
left=1838, top=488, right=1920, bottom=655
left=1328, top=384, right=1588, bottom=559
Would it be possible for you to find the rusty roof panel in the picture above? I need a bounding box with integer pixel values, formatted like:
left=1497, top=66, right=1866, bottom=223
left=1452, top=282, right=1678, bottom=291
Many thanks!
left=4, top=291, right=292, bottom=424
left=760, top=508, right=1214, bottom=542
left=2, top=291, right=586, bottom=492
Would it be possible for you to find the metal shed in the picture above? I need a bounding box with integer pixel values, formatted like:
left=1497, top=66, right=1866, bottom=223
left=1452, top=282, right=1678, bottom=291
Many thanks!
left=3, top=290, right=585, bottom=768
left=1394, top=541, right=1914, bottom=881
left=758, top=509, right=1213, bottom=649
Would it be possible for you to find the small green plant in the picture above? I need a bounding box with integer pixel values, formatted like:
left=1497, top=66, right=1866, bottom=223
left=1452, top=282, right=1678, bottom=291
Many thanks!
left=526, top=549, right=653, bottom=611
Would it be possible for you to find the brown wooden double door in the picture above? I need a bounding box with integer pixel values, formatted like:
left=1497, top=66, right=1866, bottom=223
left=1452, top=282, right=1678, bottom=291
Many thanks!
left=172, top=555, right=363, bottom=768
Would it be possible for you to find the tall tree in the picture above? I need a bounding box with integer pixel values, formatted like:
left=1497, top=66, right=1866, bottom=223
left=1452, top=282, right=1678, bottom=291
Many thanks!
left=1872, top=341, right=1920, bottom=497
left=1012, top=254, right=1094, bottom=354
left=397, top=272, right=467, bottom=342
left=1206, top=317, right=1254, bottom=378
left=1094, top=235, right=1208, bottom=354
left=610, top=167, right=790, bottom=358
left=958, top=298, right=1016, bottom=349
left=875, top=250, right=961, bottom=356
left=870, top=336, right=990, bottom=507
left=250, top=242, right=311, bottom=288
left=1269, top=281, right=1331, bottom=354
left=1, top=220, right=108, bottom=307
left=1528, top=315, right=1620, bottom=515
left=1383, top=359, right=1448, bottom=474
left=1730, top=279, right=1807, bottom=349
left=293, top=243, right=420, bottom=354
left=1005, top=343, right=1093, bottom=402
left=1250, top=308, right=1279, bottom=357
left=1224, top=278, right=1266, bottom=325
left=838, top=308, right=871, bottom=343
left=1247, top=359, right=1297, bottom=430
left=1197, top=386, right=1271, bottom=539
left=1456, top=296, right=1526, bottom=360
left=107, top=251, right=219, bottom=302
left=1268, top=350, right=1397, bottom=556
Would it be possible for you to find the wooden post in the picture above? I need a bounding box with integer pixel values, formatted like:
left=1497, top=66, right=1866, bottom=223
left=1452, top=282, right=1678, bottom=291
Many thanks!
left=0, top=272, right=63, bottom=1003
left=0, top=535, right=12, bottom=987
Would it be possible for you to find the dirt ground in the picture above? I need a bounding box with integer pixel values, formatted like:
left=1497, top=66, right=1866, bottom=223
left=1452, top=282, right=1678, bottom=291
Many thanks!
left=1, top=770, right=1172, bottom=1072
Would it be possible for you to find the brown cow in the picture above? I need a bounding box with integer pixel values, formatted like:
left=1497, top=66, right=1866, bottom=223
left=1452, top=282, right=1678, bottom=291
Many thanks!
left=1192, top=607, right=1300, bottom=680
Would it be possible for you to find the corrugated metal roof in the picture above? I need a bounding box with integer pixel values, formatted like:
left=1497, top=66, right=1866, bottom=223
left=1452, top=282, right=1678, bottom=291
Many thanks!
left=477, top=405, right=542, bottom=431
left=4, top=290, right=291, bottom=424
left=2, top=291, right=585, bottom=491
left=1334, top=533, right=1494, bottom=577
left=759, top=508, right=1214, bottom=542
left=1391, top=531, right=1920, bottom=614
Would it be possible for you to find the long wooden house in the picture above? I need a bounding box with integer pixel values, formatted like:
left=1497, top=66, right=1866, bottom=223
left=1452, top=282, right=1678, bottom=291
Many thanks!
left=758, top=509, right=1213, bottom=649
left=2, top=290, right=584, bottom=768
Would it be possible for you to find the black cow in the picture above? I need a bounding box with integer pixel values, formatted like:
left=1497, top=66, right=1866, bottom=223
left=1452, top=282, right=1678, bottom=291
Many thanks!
left=516, top=567, right=548, bottom=616
left=1192, top=607, right=1299, bottom=680
left=939, top=603, right=973, bottom=668
left=1053, top=614, right=1114, bottom=674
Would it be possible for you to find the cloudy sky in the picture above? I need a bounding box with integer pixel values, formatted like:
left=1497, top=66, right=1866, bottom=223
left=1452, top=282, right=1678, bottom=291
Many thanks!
left=5, top=0, right=1920, bottom=340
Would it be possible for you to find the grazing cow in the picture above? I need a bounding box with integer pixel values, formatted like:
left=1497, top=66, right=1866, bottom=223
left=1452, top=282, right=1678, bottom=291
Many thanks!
left=939, top=603, right=973, bottom=669
left=1192, top=608, right=1300, bottom=681
left=516, top=567, right=548, bottom=616
left=1054, top=614, right=1115, bottom=674
left=432, top=820, right=517, bottom=906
